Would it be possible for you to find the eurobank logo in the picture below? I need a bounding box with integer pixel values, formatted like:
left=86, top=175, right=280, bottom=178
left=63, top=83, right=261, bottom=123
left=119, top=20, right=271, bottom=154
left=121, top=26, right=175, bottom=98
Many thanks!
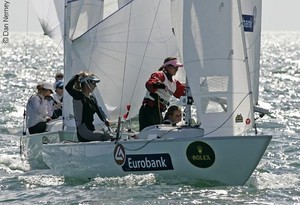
left=122, top=154, right=174, bottom=172
left=114, top=144, right=174, bottom=171
left=114, top=144, right=126, bottom=165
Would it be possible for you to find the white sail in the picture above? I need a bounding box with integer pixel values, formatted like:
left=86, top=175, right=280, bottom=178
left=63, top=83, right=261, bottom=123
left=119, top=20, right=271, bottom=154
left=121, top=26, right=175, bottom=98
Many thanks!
left=63, top=0, right=108, bottom=127
left=171, top=0, right=254, bottom=136
left=67, top=0, right=178, bottom=122
left=241, top=0, right=262, bottom=105
left=118, top=0, right=132, bottom=8
left=66, top=0, right=105, bottom=40
left=29, top=0, right=260, bottom=133
left=171, top=0, right=263, bottom=113
left=29, top=0, right=64, bottom=44
left=29, top=0, right=121, bottom=42
left=30, top=0, right=123, bottom=126
left=103, top=0, right=133, bottom=18
left=29, top=0, right=179, bottom=125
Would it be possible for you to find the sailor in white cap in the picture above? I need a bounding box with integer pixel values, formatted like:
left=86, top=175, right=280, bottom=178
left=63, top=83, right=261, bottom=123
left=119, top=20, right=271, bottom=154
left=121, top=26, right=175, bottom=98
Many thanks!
left=26, top=82, right=54, bottom=134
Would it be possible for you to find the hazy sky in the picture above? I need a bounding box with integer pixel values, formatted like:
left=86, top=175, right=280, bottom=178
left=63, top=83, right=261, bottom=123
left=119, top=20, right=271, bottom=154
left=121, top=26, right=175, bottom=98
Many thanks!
left=1, top=0, right=300, bottom=32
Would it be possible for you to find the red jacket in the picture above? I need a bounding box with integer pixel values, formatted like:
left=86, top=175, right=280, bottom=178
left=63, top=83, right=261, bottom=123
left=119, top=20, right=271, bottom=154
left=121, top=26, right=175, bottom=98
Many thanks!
left=145, top=71, right=185, bottom=99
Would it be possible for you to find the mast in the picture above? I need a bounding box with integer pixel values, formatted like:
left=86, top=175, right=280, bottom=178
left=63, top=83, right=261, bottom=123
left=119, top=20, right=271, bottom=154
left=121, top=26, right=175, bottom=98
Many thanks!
left=182, top=78, right=194, bottom=126
left=62, top=0, right=69, bottom=130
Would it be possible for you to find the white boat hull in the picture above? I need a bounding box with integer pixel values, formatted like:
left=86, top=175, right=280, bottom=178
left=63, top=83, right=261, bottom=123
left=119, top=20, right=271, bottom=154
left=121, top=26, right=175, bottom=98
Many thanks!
left=42, top=127, right=271, bottom=185
left=20, top=129, right=77, bottom=169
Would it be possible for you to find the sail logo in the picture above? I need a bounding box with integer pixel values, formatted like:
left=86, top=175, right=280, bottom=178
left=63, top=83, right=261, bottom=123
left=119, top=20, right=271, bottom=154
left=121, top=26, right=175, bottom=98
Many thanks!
left=121, top=154, right=174, bottom=172
left=114, top=144, right=126, bottom=165
left=42, top=136, right=50, bottom=144
left=243, top=6, right=257, bottom=32
left=246, top=118, right=251, bottom=125
left=186, top=141, right=215, bottom=168
left=235, top=114, right=243, bottom=123
left=242, top=15, right=254, bottom=32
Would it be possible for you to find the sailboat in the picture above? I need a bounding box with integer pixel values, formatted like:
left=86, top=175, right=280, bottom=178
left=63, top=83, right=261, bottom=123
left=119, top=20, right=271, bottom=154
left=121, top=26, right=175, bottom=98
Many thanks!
left=22, top=0, right=272, bottom=186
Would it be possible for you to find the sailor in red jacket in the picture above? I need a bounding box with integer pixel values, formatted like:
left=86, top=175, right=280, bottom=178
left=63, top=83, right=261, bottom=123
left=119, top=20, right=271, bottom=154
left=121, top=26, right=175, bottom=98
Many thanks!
left=139, top=57, right=185, bottom=131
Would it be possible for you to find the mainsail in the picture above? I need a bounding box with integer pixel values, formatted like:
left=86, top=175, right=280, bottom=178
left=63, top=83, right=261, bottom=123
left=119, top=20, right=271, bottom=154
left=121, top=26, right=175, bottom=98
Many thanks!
left=171, top=0, right=254, bottom=136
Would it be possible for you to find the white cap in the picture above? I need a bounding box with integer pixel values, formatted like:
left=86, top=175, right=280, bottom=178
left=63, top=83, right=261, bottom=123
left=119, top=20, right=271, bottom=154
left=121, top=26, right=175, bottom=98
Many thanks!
left=42, top=82, right=54, bottom=93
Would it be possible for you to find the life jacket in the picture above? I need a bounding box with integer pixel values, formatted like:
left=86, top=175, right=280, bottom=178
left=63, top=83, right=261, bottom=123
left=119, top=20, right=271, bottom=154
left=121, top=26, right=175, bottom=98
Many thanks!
left=144, top=72, right=177, bottom=105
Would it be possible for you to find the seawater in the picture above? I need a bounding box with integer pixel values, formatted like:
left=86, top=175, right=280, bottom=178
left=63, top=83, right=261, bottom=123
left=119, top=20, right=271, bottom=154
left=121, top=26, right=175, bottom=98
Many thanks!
left=0, top=32, right=299, bottom=204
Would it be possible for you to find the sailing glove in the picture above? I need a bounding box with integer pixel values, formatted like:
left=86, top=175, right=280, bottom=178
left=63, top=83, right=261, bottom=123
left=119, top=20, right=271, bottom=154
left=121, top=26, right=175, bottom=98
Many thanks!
left=153, top=82, right=166, bottom=89
left=45, top=96, right=53, bottom=101
left=105, top=120, right=110, bottom=127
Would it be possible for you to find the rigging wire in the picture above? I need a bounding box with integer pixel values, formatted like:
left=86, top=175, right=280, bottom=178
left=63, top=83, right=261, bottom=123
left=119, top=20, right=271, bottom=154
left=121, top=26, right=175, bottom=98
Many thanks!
left=21, top=0, right=31, bottom=155
left=129, top=0, right=163, bottom=105
left=114, top=2, right=134, bottom=141
left=123, top=0, right=164, bottom=130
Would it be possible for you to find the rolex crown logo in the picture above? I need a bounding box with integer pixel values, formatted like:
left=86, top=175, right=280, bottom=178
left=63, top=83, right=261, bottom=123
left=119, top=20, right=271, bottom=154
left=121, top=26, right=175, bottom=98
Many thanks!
left=197, top=146, right=203, bottom=154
